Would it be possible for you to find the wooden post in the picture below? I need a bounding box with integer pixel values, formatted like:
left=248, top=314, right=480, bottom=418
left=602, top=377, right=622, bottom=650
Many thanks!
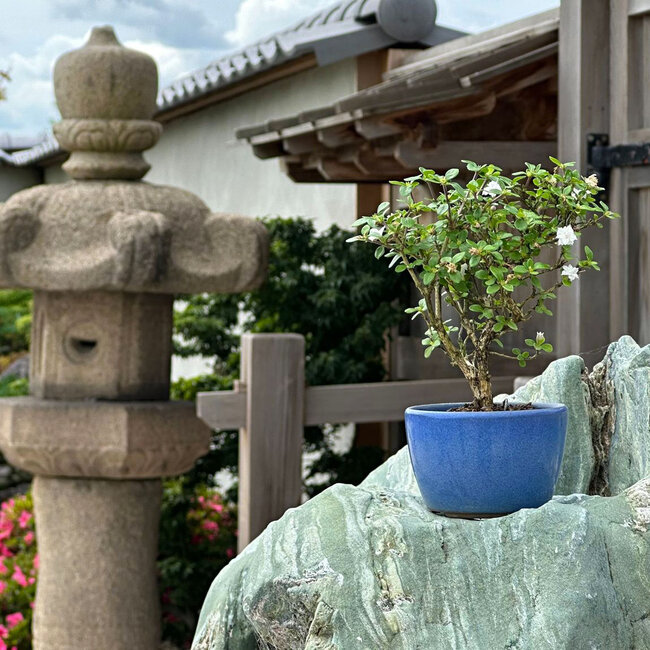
left=237, top=334, right=305, bottom=552
left=556, top=0, right=610, bottom=363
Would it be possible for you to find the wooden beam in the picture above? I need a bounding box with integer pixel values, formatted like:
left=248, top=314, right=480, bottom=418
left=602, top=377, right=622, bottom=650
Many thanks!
left=197, top=376, right=519, bottom=431
left=282, top=132, right=320, bottom=155
left=556, top=0, right=610, bottom=362
left=317, top=125, right=363, bottom=148
left=282, top=159, right=327, bottom=183
left=304, top=377, right=517, bottom=424
left=237, top=334, right=304, bottom=552
left=394, top=140, right=556, bottom=171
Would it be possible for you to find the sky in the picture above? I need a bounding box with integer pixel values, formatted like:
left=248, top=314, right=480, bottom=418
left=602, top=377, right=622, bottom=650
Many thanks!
left=0, top=0, right=560, bottom=138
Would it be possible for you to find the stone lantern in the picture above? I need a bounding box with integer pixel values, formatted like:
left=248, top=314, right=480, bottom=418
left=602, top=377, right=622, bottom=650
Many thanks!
left=0, top=27, right=267, bottom=650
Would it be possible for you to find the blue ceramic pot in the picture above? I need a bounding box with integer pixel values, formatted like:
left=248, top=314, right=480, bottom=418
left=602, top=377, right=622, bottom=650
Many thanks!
left=404, top=402, right=568, bottom=517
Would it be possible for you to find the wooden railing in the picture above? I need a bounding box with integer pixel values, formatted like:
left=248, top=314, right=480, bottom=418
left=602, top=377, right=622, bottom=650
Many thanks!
left=196, top=333, right=518, bottom=552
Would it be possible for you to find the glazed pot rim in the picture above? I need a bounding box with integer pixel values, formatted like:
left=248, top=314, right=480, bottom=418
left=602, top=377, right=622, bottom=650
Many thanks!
left=405, top=402, right=567, bottom=417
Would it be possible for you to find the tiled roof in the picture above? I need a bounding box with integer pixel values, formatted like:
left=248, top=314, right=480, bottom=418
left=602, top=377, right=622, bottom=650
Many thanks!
left=237, top=9, right=559, bottom=141
left=0, top=135, right=60, bottom=166
left=0, top=133, right=46, bottom=152
left=157, top=0, right=457, bottom=113
left=2, top=0, right=459, bottom=167
left=235, top=9, right=559, bottom=182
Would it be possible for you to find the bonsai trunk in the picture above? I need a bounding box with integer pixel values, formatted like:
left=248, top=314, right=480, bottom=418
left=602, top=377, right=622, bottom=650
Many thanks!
left=468, top=353, right=494, bottom=410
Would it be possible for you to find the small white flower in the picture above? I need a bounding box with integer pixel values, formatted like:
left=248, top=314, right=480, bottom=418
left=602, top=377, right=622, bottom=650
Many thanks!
left=459, top=263, right=468, bottom=276
left=482, top=180, right=501, bottom=196
left=585, top=174, right=599, bottom=188
left=556, top=225, right=577, bottom=246
left=562, top=264, right=579, bottom=282
left=368, top=226, right=385, bottom=240
left=536, top=331, right=545, bottom=344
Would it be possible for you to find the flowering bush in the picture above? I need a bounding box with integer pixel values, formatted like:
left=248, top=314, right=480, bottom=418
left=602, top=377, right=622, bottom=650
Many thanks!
left=350, top=159, right=619, bottom=409
left=0, top=493, right=37, bottom=650
left=158, top=480, right=237, bottom=649
left=0, top=484, right=235, bottom=650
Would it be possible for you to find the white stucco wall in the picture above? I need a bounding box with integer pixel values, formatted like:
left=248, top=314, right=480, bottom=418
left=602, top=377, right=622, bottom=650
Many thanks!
left=42, top=164, right=69, bottom=185
left=0, top=165, right=42, bottom=201
left=146, top=59, right=358, bottom=231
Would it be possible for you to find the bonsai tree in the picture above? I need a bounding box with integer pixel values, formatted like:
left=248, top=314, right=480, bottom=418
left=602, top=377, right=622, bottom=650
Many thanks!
left=349, top=159, right=619, bottom=410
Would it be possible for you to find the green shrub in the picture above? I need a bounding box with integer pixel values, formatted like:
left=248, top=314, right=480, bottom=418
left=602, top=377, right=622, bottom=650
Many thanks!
left=0, top=292, right=31, bottom=358
left=173, top=217, right=409, bottom=495
left=158, top=480, right=237, bottom=647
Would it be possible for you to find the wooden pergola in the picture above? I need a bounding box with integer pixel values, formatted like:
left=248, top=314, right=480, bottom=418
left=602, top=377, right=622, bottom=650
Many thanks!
left=237, top=10, right=559, bottom=184
left=238, top=2, right=650, bottom=370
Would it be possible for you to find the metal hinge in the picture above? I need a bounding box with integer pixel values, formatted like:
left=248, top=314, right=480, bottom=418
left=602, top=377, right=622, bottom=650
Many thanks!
left=587, top=133, right=650, bottom=194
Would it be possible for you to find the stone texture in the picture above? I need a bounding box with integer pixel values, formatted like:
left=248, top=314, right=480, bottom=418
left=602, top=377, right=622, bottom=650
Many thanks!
left=54, top=26, right=158, bottom=121
left=193, top=338, right=650, bottom=649
left=30, top=291, right=173, bottom=400
left=0, top=24, right=268, bottom=650
left=598, top=337, right=650, bottom=495
left=53, top=26, right=160, bottom=180
left=506, top=354, right=594, bottom=495
left=194, top=472, right=650, bottom=650
left=0, top=397, right=210, bottom=478
left=33, top=477, right=162, bottom=650
left=511, top=335, right=650, bottom=496
left=0, top=182, right=268, bottom=294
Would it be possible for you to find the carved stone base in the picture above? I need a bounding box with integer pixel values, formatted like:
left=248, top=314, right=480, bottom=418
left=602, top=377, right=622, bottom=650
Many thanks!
left=0, top=398, right=211, bottom=478
left=32, top=476, right=161, bottom=650
left=31, top=291, right=173, bottom=401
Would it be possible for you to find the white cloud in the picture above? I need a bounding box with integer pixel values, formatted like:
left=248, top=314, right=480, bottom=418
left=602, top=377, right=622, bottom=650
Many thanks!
left=0, top=0, right=562, bottom=138
left=0, top=34, right=84, bottom=135
left=225, top=0, right=331, bottom=48
left=123, top=40, right=216, bottom=88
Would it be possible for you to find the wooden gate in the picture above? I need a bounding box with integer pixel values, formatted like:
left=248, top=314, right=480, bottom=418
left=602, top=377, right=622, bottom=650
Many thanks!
left=557, top=0, right=650, bottom=360
left=609, top=0, right=650, bottom=345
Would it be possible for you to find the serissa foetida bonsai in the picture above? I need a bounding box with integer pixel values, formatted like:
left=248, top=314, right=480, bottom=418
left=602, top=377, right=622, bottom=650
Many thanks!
left=349, top=159, right=619, bottom=410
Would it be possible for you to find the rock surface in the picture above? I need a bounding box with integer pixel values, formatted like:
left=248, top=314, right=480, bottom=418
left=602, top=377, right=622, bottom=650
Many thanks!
left=193, top=338, right=650, bottom=649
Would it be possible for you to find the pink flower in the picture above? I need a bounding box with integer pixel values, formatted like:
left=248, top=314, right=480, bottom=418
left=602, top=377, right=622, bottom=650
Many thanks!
left=0, top=624, right=7, bottom=638
left=0, top=582, right=6, bottom=595
left=24, top=531, right=34, bottom=545
left=0, top=638, right=6, bottom=650
left=202, top=520, right=219, bottom=533
left=209, top=503, right=224, bottom=513
left=33, top=554, right=39, bottom=570
left=226, top=548, right=234, bottom=559
left=11, top=566, right=27, bottom=587
left=5, top=612, right=23, bottom=629
left=0, top=561, right=8, bottom=576
left=18, top=511, right=31, bottom=529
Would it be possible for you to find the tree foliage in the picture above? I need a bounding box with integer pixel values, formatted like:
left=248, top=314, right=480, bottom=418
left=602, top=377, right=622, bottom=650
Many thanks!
left=351, top=160, right=618, bottom=408
left=0, top=291, right=32, bottom=359
left=173, top=216, right=410, bottom=495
